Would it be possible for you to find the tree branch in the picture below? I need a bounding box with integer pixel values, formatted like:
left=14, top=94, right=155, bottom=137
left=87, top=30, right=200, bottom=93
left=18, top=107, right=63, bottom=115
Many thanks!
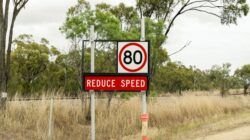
left=137, top=2, right=143, bottom=18
left=181, top=8, right=221, bottom=18
left=164, top=0, right=223, bottom=38
left=14, top=0, right=28, bottom=13
left=164, top=0, right=191, bottom=37
left=206, top=0, right=220, bottom=7
left=169, top=41, right=191, bottom=56
left=187, top=5, right=223, bottom=10
left=14, top=0, right=23, bottom=7
left=163, top=0, right=175, bottom=22
left=186, top=0, right=207, bottom=6
left=5, top=0, right=29, bottom=92
left=191, top=0, right=218, bottom=5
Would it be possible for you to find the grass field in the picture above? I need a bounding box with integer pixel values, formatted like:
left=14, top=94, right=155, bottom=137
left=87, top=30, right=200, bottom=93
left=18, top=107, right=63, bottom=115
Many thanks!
left=1, top=91, right=250, bottom=140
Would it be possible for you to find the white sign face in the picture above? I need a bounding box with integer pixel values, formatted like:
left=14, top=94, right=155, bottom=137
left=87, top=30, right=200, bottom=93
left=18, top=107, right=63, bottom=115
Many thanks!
left=118, top=41, right=149, bottom=73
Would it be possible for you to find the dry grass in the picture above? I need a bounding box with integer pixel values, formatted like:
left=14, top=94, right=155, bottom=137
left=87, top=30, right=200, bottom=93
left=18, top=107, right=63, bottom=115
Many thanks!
left=1, top=92, right=250, bottom=140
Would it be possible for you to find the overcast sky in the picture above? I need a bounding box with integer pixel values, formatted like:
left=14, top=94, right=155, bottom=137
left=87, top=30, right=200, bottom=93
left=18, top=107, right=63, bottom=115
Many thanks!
left=13, top=0, right=250, bottom=72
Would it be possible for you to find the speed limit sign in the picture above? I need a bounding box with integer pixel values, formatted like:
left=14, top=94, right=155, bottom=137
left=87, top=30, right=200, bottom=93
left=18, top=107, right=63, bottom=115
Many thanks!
left=117, top=41, right=149, bottom=73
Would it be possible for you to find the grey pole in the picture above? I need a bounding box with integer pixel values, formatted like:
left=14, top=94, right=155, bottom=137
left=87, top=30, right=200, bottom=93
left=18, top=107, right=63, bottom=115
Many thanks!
left=90, top=25, right=96, bottom=140
left=141, top=16, right=147, bottom=115
left=140, top=16, right=149, bottom=140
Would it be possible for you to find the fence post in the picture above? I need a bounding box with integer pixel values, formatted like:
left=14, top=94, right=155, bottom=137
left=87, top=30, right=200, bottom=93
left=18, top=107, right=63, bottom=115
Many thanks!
left=48, top=97, right=54, bottom=140
left=0, top=92, right=7, bottom=110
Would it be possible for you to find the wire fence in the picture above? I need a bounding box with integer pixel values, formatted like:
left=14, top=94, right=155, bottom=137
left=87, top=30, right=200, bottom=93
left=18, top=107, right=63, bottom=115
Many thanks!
left=7, top=97, right=82, bottom=101
left=6, top=93, right=245, bottom=102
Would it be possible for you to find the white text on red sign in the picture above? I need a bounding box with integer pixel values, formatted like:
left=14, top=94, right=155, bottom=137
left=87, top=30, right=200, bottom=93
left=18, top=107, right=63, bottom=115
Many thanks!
left=84, top=75, right=148, bottom=91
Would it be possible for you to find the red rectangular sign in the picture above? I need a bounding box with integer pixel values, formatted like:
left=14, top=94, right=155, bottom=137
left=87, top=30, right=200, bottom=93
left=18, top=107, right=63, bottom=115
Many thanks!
left=83, top=75, right=148, bottom=91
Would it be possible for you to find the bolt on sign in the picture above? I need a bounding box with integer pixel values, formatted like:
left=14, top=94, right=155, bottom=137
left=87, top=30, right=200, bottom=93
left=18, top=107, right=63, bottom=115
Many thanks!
left=82, top=41, right=150, bottom=92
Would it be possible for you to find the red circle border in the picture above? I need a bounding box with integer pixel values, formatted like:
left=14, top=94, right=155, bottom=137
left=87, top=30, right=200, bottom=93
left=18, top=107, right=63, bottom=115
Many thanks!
left=118, top=42, right=147, bottom=72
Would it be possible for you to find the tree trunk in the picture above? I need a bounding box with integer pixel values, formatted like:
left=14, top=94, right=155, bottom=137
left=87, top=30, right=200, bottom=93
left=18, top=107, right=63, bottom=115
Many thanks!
left=1, top=0, right=29, bottom=93
left=107, top=92, right=113, bottom=109
left=0, top=0, right=3, bottom=90
left=86, top=93, right=91, bottom=121
left=178, top=88, right=182, bottom=96
left=244, top=84, right=249, bottom=96
left=0, top=16, right=7, bottom=93
left=5, top=13, right=17, bottom=92
left=220, top=81, right=225, bottom=97
left=0, top=94, right=7, bottom=110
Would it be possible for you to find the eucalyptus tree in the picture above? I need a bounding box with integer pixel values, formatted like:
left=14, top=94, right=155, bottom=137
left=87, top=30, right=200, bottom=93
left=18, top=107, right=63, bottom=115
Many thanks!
left=60, top=0, right=168, bottom=90
left=137, top=0, right=249, bottom=89
left=235, top=64, right=250, bottom=82
left=209, top=63, right=232, bottom=97
left=11, top=35, right=50, bottom=95
left=0, top=0, right=29, bottom=93
left=235, top=64, right=250, bottom=95
left=137, top=0, right=249, bottom=38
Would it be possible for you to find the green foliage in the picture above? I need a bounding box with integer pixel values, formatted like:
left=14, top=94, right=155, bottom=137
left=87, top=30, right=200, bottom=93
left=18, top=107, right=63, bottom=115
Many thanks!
left=137, top=0, right=249, bottom=25
left=60, top=1, right=169, bottom=94
left=150, top=91, right=158, bottom=97
left=10, top=34, right=50, bottom=95
left=120, top=92, right=132, bottom=100
left=208, top=63, right=238, bottom=96
left=54, top=50, right=82, bottom=95
left=235, top=64, right=250, bottom=84
left=7, top=1, right=249, bottom=97
left=9, top=35, right=85, bottom=96
left=59, top=0, right=93, bottom=40
left=8, top=34, right=245, bottom=96
left=221, top=0, right=249, bottom=24
left=154, top=62, right=193, bottom=94
left=153, top=62, right=243, bottom=94
left=137, top=0, right=173, bottom=18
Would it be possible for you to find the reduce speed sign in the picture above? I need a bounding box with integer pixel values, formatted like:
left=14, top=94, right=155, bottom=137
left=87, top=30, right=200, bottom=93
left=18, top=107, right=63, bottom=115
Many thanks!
left=117, top=41, right=149, bottom=73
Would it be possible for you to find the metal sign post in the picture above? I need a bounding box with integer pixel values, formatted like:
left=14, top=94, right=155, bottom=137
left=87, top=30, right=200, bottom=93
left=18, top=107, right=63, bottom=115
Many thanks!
left=90, top=25, right=96, bottom=140
left=140, top=16, right=149, bottom=140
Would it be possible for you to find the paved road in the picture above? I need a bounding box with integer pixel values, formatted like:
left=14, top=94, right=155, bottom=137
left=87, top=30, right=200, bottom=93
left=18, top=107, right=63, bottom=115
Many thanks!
left=195, top=125, right=250, bottom=140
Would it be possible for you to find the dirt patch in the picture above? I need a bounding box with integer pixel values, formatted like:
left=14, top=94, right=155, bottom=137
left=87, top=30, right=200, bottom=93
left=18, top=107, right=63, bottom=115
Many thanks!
left=194, top=125, right=250, bottom=140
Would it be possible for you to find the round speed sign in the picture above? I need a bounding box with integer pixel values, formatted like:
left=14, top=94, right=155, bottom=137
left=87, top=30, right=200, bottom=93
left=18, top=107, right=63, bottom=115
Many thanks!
left=117, top=41, right=149, bottom=73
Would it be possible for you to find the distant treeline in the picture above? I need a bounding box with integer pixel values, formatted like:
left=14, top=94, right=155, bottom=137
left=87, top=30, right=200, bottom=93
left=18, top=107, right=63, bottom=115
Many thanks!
left=7, top=34, right=250, bottom=96
left=4, top=0, right=250, bottom=96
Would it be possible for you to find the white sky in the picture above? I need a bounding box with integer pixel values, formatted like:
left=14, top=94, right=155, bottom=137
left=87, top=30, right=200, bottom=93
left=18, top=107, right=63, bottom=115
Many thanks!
left=14, top=0, right=250, bottom=72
